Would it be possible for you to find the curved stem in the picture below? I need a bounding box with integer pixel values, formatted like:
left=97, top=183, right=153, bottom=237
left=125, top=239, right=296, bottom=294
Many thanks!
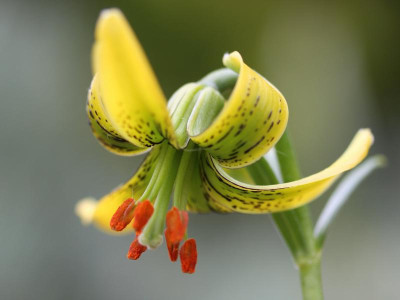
left=246, top=159, right=301, bottom=256
left=247, top=131, right=324, bottom=300
left=275, top=131, right=323, bottom=300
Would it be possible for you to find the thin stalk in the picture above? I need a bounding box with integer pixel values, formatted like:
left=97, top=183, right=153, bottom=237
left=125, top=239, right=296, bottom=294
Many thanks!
left=275, top=131, right=323, bottom=300
left=247, top=131, right=323, bottom=300
left=246, top=160, right=301, bottom=256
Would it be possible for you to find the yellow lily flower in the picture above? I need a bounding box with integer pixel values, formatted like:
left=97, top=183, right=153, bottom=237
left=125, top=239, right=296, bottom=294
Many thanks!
left=76, top=8, right=373, bottom=274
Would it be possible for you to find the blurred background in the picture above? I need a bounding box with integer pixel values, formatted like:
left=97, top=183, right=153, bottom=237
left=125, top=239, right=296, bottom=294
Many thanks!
left=0, top=0, right=399, bottom=299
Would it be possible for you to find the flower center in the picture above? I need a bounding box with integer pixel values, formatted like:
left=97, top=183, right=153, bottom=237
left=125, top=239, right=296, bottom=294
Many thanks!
left=108, top=70, right=239, bottom=273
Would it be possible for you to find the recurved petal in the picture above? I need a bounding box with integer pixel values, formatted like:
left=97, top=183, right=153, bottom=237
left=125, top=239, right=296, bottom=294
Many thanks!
left=182, top=151, right=211, bottom=213
left=87, top=75, right=150, bottom=156
left=190, top=51, right=288, bottom=168
left=93, top=9, right=177, bottom=148
left=76, top=147, right=161, bottom=233
left=201, top=129, right=373, bottom=213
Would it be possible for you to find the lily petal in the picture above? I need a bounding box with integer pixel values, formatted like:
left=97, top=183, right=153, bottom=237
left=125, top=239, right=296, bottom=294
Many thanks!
left=201, top=129, right=373, bottom=213
left=77, top=146, right=161, bottom=233
left=87, top=75, right=150, bottom=156
left=181, top=150, right=211, bottom=213
left=190, top=52, right=288, bottom=168
left=93, top=9, right=177, bottom=148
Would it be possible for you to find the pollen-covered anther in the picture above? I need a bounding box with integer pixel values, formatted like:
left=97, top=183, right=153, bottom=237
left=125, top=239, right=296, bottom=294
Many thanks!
left=133, top=200, right=154, bottom=233
left=165, top=229, right=180, bottom=262
left=180, top=238, right=197, bottom=274
left=127, top=236, right=147, bottom=260
left=110, top=198, right=135, bottom=231
left=165, top=207, right=188, bottom=243
left=165, top=207, right=189, bottom=262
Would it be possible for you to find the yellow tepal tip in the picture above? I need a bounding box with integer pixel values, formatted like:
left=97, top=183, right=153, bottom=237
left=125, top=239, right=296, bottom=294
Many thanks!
left=75, top=197, right=98, bottom=225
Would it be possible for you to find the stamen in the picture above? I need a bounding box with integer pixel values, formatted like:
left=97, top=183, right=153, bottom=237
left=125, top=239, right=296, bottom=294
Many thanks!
left=165, top=207, right=188, bottom=243
left=180, top=238, right=197, bottom=274
left=139, top=144, right=183, bottom=249
left=110, top=198, right=135, bottom=231
left=165, top=229, right=180, bottom=262
left=133, top=200, right=154, bottom=233
left=127, top=236, right=147, bottom=260
left=165, top=207, right=189, bottom=262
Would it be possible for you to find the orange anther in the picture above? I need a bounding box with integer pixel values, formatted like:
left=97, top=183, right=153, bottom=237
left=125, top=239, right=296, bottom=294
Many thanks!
left=133, top=200, right=154, bottom=233
left=165, top=207, right=188, bottom=243
left=165, top=229, right=180, bottom=262
left=180, top=238, right=197, bottom=274
left=110, top=198, right=135, bottom=231
left=127, top=236, right=147, bottom=260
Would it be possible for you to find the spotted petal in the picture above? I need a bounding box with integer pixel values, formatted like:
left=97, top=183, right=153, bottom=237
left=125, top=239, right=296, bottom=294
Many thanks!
left=180, top=150, right=211, bottom=213
left=87, top=75, right=150, bottom=156
left=76, top=146, right=161, bottom=233
left=93, top=9, right=177, bottom=148
left=201, top=129, right=373, bottom=213
left=190, top=51, right=288, bottom=168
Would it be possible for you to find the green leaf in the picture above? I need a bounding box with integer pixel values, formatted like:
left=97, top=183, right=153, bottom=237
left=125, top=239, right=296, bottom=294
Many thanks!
left=314, top=155, right=386, bottom=248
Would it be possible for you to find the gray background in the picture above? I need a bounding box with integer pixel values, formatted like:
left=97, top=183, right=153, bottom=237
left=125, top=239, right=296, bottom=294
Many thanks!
left=0, top=0, right=399, bottom=299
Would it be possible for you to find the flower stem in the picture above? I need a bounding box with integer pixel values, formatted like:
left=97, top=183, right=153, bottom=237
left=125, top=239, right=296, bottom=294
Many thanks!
left=299, top=257, right=323, bottom=300
left=247, top=131, right=323, bottom=300
left=274, top=131, right=323, bottom=300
